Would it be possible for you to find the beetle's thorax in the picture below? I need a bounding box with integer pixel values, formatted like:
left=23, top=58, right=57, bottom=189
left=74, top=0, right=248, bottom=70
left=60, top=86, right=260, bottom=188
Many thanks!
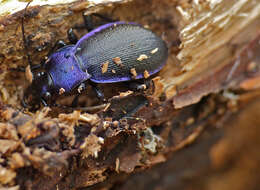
left=44, top=45, right=91, bottom=95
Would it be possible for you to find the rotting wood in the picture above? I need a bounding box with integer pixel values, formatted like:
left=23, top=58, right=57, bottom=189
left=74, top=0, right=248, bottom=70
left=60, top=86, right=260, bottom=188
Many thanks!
left=0, top=0, right=260, bottom=190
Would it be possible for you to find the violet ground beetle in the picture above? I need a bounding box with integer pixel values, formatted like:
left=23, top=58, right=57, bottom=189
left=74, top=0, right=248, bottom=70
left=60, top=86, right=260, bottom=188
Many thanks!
left=21, top=2, right=168, bottom=109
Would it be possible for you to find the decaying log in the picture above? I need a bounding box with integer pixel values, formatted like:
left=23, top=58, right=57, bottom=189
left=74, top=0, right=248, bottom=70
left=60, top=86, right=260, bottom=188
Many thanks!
left=0, top=0, right=260, bottom=189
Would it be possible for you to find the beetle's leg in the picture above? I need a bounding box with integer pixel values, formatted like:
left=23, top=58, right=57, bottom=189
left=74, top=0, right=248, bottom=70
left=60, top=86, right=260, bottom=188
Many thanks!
left=71, top=94, right=80, bottom=107
left=15, top=40, right=67, bottom=73
left=67, top=28, right=78, bottom=44
left=128, top=79, right=152, bottom=92
left=91, top=13, right=115, bottom=22
left=41, top=98, right=48, bottom=107
left=31, top=39, right=67, bottom=70
left=89, top=82, right=106, bottom=102
left=82, top=14, right=94, bottom=31
left=33, top=40, right=67, bottom=70
left=11, top=59, right=43, bottom=73
left=53, top=40, right=67, bottom=50
left=47, top=40, right=67, bottom=56
left=77, top=83, right=86, bottom=94
left=129, top=82, right=147, bottom=91
left=83, top=13, right=116, bottom=31
left=31, top=64, right=42, bottom=70
left=21, top=98, right=29, bottom=108
left=70, top=82, right=86, bottom=107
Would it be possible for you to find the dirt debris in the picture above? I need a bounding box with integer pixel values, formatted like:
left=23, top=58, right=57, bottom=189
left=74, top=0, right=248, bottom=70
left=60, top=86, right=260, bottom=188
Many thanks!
left=80, top=134, right=104, bottom=158
left=101, top=61, right=109, bottom=74
left=112, top=57, right=123, bottom=66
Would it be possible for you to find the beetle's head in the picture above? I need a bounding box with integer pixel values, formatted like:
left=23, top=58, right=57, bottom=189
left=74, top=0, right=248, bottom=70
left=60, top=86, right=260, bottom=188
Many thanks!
left=23, top=45, right=90, bottom=108
left=25, top=70, right=55, bottom=107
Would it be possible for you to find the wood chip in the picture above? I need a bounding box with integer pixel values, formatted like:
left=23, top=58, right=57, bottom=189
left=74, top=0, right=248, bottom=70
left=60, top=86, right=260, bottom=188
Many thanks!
left=137, top=54, right=148, bottom=61
left=70, top=1, right=90, bottom=11
left=80, top=134, right=102, bottom=159
left=115, top=158, right=120, bottom=173
left=0, top=24, right=4, bottom=32
left=105, top=117, right=113, bottom=122
left=143, top=70, right=150, bottom=79
left=25, top=65, right=33, bottom=83
left=113, top=57, right=123, bottom=66
left=101, top=61, right=109, bottom=73
left=103, top=103, right=111, bottom=112
left=150, top=48, right=158, bottom=54
left=140, top=84, right=147, bottom=90
left=98, top=137, right=104, bottom=144
left=103, top=121, right=110, bottom=129
left=113, top=121, right=119, bottom=127
left=119, top=90, right=133, bottom=97
left=9, top=153, right=25, bottom=169
left=247, top=61, right=257, bottom=72
left=59, top=88, right=65, bottom=95
left=130, top=68, right=137, bottom=79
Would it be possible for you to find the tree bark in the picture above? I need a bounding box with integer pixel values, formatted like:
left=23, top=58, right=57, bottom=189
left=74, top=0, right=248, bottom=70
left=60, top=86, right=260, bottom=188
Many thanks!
left=0, top=0, right=260, bottom=189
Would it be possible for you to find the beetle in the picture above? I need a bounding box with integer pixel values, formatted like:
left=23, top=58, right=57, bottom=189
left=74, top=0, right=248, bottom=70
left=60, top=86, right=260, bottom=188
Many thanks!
left=22, top=5, right=168, bottom=108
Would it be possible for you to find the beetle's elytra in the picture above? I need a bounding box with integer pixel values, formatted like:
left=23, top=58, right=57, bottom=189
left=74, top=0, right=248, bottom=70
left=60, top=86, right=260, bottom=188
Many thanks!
left=24, top=19, right=168, bottom=107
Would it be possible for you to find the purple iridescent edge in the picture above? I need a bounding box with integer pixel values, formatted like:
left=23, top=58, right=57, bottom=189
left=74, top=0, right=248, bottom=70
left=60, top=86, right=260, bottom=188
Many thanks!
left=89, top=63, right=165, bottom=83
left=73, top=21, right=138, bottom=51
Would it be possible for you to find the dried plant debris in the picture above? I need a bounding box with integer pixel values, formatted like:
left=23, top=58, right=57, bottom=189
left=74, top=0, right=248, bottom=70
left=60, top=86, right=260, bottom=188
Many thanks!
left=143, top=70, right=150, bottom=79
left=0, top=95, right=212, bottom=189
left=80, top=134, right=104, bottom=158
left=112, top=57, right=123, bottom=66
left=130, top=68, right=137, bottom=79
left=101, top=61, right=109, bottom=74
left=0, top=165, right=16, bottom=185
left=138, top=128, right=163, bottom=154
left=59, top=88, right=65, bottom=95
left=137, top=54, right=148, bottom=61
left=150, top=48, right=158, bottom=54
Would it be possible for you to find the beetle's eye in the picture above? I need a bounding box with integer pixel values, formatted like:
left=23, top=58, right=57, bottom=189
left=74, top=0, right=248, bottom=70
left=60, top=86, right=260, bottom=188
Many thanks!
left=36, top=71, right=46, bottom=78
left=44, top=92, right=51, bottom=100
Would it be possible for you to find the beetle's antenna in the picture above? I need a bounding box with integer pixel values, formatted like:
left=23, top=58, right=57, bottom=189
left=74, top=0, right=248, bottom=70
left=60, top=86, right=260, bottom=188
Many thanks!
left=22, top=1, right=33, bottom=68
left=20, top=1, right=35, bottom=109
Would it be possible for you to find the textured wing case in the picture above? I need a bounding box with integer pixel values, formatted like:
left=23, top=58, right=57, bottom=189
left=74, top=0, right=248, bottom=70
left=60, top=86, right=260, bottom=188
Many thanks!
left=75, top=22, right=168, bottom=83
